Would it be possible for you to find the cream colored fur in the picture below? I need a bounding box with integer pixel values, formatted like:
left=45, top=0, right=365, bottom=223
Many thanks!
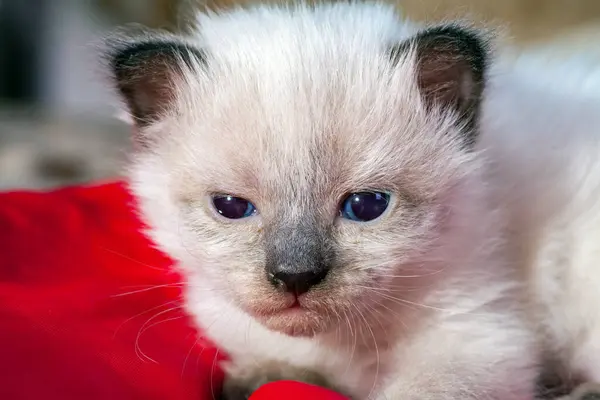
left=112, top=2, right=600, bottom=399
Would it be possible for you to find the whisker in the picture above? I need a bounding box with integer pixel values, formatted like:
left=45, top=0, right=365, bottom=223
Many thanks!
left=368, top=298, right=411, bottom=332
left=342, top=307, right=358, bottom=378
left=210, top=348, right=221, bottom=400
left=135, top=305, right=182, bottom=363
left=113, top=299, right=181, bottom=339
left=362, top=301, right=390, bottom=340
left=181, top=335, right=200, bottom=378
left=367, top=269, right=446, bottom=279
left=351, top=303, right=380, bottom=400
left=112, top=283, right=186, bottom=298
left=101, top=247, right=170, bottom=272
left=384, top=290, right=488, bottom=316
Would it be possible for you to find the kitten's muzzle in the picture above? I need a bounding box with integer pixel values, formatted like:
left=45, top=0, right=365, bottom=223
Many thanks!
left=268, top=267, right=328, bottom=295
left=264, top=219, right=334, bottom=296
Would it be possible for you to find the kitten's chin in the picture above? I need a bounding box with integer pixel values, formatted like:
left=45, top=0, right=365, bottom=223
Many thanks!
left=242, top=296, right=334, bottom=337
left=255, top=307, right=332, bottom=337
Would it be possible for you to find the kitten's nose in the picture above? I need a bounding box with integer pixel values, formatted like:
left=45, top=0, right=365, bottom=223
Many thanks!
left=269, top=268, right=328, bottom=295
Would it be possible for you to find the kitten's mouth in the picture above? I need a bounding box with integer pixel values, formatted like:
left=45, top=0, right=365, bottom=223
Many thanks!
left=288, top=297, right=302, bottom=309
left=248, top=294, right=331, bottom=337
left=274, top=298, right=306, bottom=315
left=253, top=294, right=306, bottom=316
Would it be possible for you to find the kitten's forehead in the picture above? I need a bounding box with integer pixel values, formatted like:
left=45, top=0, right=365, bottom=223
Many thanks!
left=185, top=1, right=420, bottom=131
left=171, top=61, right=462, bottom=207
left=165, top=5, right=472, bottom=203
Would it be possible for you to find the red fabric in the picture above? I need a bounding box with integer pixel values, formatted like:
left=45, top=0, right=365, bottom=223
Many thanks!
left=250, top=381, right=348, bottom=400
left=0, top=181, right=346, bottom=400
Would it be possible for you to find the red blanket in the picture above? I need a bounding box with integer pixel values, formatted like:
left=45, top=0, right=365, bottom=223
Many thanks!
left=0, top=182, right=346, bottom=400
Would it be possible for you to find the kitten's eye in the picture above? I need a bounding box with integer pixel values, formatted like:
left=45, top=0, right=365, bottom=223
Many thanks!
left=340, top=192, right=390, bottom=222
left=211, top=195, right=257, bottom=219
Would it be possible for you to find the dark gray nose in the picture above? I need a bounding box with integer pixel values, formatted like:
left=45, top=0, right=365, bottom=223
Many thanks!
left=264, top=218, right=333, bottom=296
left=269, top=268, right=328, bottom=295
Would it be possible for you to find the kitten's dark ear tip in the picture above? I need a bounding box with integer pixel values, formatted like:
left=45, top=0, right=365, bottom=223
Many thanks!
left=101, top=24, right=160, bottom=68
left=102, top=27, right=206, bottom=127
left=109, top=40, right=204, bottom=84
left=415, top=24, right=489, bottom=82
left=395, top=24, right=490, bottom=146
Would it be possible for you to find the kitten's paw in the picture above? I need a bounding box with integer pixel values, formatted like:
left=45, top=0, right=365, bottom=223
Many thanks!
left=219, top=361, right=332, bottom=400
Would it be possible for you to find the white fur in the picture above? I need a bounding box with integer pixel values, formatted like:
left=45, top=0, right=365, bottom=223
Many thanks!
left=117, top=2, right=600, bottom=399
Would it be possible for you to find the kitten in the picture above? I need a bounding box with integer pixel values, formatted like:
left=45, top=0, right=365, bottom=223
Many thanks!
left=103, top=2, right=600, bottom=399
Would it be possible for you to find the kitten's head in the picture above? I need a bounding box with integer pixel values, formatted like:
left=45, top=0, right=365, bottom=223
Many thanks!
left=105, top=4, right=491, bottom=338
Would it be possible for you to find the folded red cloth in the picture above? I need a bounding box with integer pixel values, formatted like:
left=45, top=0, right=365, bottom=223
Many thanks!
left=250, top=381, right=348, bottom=400
left=0, top=182, right=347, bottom=400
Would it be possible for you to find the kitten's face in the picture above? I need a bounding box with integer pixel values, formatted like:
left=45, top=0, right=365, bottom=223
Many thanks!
left=109, top=6, right=488, bottom=337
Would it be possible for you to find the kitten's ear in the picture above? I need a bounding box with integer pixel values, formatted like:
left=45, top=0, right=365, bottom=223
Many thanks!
left=105, top=29, right=205, bottom=127
left=393, top=25, right=489, bottom=143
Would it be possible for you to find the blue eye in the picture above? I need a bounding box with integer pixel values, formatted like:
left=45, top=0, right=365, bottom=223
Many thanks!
left=340, top=192, right=390, bottom=222
left=212, top=195, right=257, bottom=219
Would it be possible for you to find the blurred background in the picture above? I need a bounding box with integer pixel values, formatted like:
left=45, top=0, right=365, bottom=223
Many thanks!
left=0, top=0, right=599, bottom=190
